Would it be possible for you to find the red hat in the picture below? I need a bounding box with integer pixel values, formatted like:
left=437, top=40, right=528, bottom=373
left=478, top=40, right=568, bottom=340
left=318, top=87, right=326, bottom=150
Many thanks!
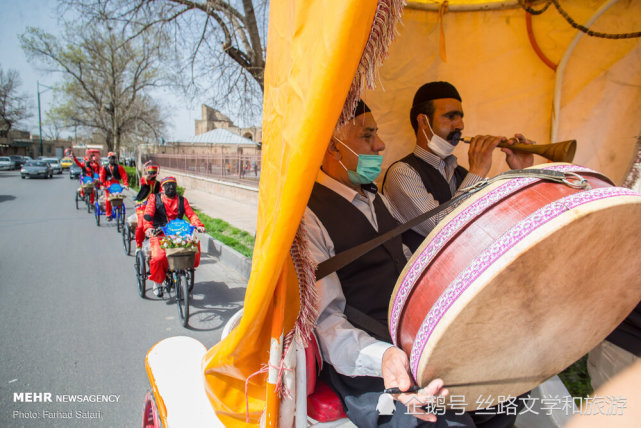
left=160, top=176, right=176, bottom=186
left=144, top=160, right=159, bottom=173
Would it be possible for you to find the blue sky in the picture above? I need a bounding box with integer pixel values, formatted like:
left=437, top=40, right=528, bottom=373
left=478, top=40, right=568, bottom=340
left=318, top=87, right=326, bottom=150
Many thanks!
left=0, top=0, right=203, bottom=141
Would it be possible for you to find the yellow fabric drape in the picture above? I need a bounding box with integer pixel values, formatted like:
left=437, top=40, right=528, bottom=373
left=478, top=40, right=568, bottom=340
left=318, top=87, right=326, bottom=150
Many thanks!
left=202, top=1, right=379, bottom=426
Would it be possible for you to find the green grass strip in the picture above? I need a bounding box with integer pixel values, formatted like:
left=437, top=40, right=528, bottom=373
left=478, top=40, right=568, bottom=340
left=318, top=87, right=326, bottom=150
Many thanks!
left=194, top=209, right=254, bottom=257
left=558, top=355, right=593, bottom=406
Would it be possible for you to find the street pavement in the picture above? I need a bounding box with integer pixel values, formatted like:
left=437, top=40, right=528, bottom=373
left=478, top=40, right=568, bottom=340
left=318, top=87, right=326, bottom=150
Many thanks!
left=0, top=169, right=247, bottom=427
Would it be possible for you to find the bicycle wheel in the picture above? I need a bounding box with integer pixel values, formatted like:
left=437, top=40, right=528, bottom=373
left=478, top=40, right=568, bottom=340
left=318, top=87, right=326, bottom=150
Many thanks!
left=187, top=268, right=195, bottom=292
left=135, top=250, right=146, bottom=298
left=142, top=392, right=161, bottom=428
left=119, top=208, right=126, bottom=233
left=122, top=222, right=131, bottom=255
left=86, top=194, right=91, bottom=213
left=175, top=272, right=189, bottom=327
left=116, top=207, right=122, bottom=233
left=75, top=191, right=80, bottom=210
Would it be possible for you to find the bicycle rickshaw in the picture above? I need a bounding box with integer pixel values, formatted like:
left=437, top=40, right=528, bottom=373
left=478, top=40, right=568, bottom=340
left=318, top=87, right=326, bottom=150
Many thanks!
left=75, top=174, right=97, bottom=212
left=139, top=1, right=641, bottom=427
left=94, top=182, right=127, bottom=231
left=135, top=219, right=198, bottom=327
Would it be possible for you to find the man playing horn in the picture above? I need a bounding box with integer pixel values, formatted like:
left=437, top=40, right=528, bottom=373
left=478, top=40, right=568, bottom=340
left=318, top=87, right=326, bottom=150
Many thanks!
left=383, top=81, right=534, bottom=252
left=303, top=100, right=475, bottom=427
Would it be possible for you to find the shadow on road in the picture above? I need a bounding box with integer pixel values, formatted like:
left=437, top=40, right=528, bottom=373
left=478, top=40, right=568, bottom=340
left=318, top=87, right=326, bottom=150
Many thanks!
left=0, top=195, right=16, bottom=203
left=185, top=280, right=245, bottom=331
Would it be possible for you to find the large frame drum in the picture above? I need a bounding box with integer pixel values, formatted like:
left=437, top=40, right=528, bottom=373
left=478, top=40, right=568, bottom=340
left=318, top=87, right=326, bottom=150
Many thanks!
left=388, top=163, right=641, bottom=409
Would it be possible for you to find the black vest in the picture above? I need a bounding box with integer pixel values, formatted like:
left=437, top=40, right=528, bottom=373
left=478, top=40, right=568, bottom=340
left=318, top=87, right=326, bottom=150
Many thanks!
left=104, top=164, right=122, bottom=181
left=383, top=153, right=468, bottom=252
left=148, top=194, right=185, bottom=229
left=135, top=181, right=161, bottom=203
left=84, top=163, right=96, bottom=176
left=307, top=183, right=406, bottom=341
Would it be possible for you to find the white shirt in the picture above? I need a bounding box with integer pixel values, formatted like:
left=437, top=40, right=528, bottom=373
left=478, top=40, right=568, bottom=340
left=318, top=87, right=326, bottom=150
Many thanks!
left=303, top=170, right=398, bottom=377
left=383, top=145, right=483, bottom=237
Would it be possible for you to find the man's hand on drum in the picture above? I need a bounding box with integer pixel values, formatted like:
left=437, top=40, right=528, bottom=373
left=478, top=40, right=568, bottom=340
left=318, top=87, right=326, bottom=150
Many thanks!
left=196, top=226, right=206, bottom=233
left=381, top=347, right=447, bottom=423
left=501, top=133, right=535, bottom=170
left=467, top=135, right=502, bottom=178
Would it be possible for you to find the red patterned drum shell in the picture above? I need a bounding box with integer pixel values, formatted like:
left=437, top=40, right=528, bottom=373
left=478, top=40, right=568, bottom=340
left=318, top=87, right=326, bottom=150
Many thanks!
left=388, top=163, right=641, bottom=409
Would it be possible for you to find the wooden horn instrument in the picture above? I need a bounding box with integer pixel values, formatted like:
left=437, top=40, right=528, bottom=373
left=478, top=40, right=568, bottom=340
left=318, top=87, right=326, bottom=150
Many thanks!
left=458, top=138, right=577, bottom=163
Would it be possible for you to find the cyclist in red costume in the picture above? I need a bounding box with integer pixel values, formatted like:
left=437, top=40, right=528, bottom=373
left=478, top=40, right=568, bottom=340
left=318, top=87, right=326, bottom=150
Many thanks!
left=133, top=161, right=161, bottom=252
left=143, top=177, right=205, bottom=297
left=71, top=150, right=100, bottom=204
left=99, top=152, right=129, bottom=221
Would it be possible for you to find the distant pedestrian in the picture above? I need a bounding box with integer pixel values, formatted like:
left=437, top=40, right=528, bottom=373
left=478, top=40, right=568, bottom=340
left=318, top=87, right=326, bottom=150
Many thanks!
left=253, top=160, right=258, bottom=176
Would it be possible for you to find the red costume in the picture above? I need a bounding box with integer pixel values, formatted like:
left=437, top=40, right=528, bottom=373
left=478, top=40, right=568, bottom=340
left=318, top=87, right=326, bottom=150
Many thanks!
left=100, top=162, right=129, bottom=216
left=73, top=154, right=100, bottom=204
left=134, top=176, right=161, bottom=248
left=143, top=193, right=204, bottom=283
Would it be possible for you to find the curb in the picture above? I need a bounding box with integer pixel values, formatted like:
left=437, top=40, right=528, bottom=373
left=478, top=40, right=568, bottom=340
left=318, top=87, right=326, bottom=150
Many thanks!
left=200, top=234, right=252, bottom=280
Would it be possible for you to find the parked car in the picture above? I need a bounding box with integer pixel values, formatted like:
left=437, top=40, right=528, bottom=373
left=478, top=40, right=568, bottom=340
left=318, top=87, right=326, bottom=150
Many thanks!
left=9, top=155, right=25, bottom=169
left=69, top=163, right=82, bottom=179
left=21, top=160, right=53, bottom=179
left=42, top=158, right=63, bottom=174
left=60, top=157, right=73, bottom=169
left=0, top=156, right=15, bottom=170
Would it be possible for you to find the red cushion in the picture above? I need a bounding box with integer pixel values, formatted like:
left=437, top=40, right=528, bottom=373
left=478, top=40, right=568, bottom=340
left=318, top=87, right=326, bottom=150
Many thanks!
left=306, top=380, right=347, bottom=422
left=304, top=333, right=323, bottom=396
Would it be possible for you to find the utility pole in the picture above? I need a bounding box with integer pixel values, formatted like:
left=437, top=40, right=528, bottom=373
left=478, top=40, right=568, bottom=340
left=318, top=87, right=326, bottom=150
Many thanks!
left=37, top=81, right=43, bottom=156
left=37, top=81, right=53, bottom=157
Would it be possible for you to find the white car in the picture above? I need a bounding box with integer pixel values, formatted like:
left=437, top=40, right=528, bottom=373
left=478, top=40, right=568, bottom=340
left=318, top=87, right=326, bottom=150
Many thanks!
left=42, top=157, right=63, bottom=174
left=0, top=156, right=15, bottom=170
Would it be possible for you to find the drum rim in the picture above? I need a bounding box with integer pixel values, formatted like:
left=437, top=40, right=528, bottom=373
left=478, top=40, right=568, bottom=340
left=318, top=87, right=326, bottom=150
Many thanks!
left=411, top=188, right=641, bottom=382
left=388, top=163, right=602, bottom=343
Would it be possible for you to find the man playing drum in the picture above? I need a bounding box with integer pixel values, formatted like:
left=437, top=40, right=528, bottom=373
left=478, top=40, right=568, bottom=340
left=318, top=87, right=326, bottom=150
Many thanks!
left=383, top=81, right=534, bottom=251
left=303, top=100, right=474, bottom=427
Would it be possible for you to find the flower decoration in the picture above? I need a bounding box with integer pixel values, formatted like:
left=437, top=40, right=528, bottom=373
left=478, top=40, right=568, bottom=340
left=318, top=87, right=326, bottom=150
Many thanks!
left=160, top=234, right=199, bottom=250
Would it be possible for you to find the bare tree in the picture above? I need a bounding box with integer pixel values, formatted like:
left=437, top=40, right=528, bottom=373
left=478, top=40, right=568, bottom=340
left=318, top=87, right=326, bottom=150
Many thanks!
left=0, top=66, right=32, bottom=138
left=62, top=0, right=267, bottom=125
left=20, top=17, right=168, bottom=154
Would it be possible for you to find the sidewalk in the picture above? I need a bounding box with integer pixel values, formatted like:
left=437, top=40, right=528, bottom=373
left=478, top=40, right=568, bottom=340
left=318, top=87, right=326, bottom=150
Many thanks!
left=182, top=188, right=258, bottom=236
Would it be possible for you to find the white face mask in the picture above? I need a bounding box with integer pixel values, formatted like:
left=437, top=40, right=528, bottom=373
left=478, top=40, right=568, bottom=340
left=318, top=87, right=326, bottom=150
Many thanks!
left=423, top=118, right=455, bottom=159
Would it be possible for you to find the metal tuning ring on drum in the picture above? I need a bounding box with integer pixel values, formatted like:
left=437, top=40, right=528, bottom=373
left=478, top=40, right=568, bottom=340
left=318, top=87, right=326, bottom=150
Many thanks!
left=562, top=172, right=591, bottom=190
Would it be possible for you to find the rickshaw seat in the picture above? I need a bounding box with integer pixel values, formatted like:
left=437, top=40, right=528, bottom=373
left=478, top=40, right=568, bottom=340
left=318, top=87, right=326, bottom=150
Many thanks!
left=305, top=332, right=347, bottom=422
left=145, top=336, right=223, bottom=427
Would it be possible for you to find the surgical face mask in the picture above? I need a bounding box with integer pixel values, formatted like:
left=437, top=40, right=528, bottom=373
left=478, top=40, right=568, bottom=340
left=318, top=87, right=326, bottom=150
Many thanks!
left=334, top=137, right=383, bottom=185
left=423, top=118, right=456, bottom=159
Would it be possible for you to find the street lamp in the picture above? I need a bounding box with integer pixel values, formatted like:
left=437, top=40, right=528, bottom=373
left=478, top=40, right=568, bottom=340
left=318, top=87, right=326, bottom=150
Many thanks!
left=37, top=81, right=53, bottom=157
